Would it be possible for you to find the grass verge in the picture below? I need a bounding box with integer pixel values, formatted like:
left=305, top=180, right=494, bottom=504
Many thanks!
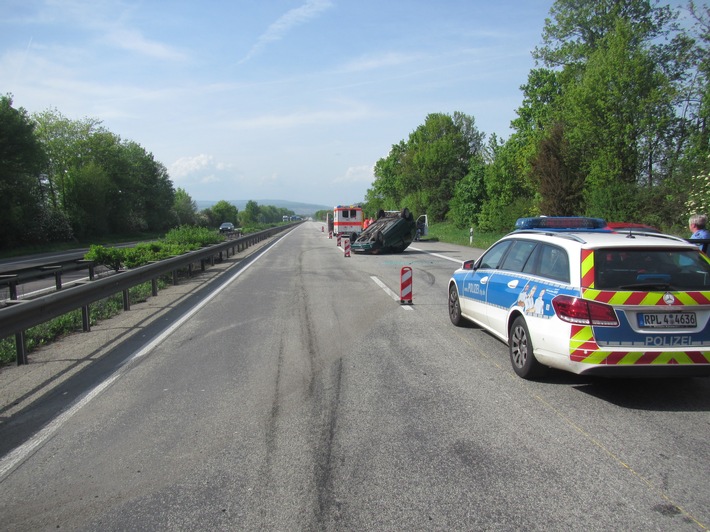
left=426, top=222, right=504, bottom=251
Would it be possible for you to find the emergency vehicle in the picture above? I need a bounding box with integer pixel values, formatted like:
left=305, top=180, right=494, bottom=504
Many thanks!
left=448, top=217, right=710, bottom=379
left=332, top=205, right=364, bottom=242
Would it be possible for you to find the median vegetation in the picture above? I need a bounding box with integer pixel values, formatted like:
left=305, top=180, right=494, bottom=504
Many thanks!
left=0, top=226, right=226, bottom=367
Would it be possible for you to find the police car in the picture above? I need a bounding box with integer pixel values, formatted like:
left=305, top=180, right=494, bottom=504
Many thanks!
left=448, top=217, right=710, bottom=379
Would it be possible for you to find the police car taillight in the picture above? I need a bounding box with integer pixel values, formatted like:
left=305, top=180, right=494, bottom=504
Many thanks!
left=552, top=295, right=619, bottom=326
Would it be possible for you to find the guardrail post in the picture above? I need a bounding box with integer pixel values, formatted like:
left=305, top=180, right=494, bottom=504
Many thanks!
left=151, top=278, right=158, bottom=297
left=0, top=275, right=18, bottom=300
left=122, top=289, right=130, bottom=311
left=15, top=331, right=27, bottom=365
left=82, top=305, right=91, bottom=332
left=40, top=265, right=62, bottom=290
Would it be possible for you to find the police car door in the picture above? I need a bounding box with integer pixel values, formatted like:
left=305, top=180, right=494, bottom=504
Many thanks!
left=461, top=240, right=513, bottom=325
left=484, top=240, right=538, bottom=336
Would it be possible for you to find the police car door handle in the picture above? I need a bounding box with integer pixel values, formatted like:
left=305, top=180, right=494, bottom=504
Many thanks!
left=507, top=280, right=519, bottom=289
left=480, top=276, right=489, bottom=285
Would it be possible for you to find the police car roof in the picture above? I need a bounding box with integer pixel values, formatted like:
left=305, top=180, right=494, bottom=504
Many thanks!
left=510, top=228, right=692, bottom=249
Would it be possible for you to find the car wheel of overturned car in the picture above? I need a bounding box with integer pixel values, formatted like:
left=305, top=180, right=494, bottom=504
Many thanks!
left=509, top=316, right=545, bottom=379
left=448, top=284, right=463, bottom=326
left=401, top=207, right=410, bottom=219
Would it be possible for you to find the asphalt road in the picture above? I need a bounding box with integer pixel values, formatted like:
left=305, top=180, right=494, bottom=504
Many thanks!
left=0, top=221, right=708, bottom=531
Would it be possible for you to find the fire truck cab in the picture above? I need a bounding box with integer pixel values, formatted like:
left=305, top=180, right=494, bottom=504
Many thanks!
left=332, top=205, right=364, bottom=242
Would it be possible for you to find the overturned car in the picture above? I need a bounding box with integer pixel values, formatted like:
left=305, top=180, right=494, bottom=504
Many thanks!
left=351, top=208, right=417, bottom=254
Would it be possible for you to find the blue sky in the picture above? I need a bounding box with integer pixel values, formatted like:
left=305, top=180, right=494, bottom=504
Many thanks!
left=0, top=1, right=692, bottom=208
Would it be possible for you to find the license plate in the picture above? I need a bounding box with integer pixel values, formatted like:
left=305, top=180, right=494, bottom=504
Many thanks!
left=638, top=312, right=697, bottom=328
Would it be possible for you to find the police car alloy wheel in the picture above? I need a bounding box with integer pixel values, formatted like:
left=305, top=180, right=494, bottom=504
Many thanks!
left=449, top=285, right=463, bottom=326
left=509, top=316, right=544, bottom=379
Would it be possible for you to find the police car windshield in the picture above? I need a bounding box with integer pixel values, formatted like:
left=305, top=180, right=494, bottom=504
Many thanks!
left=594, top=248, right=710, bottom=290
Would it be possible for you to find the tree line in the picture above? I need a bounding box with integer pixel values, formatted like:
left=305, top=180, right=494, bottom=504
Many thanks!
left=365, top=1, right=710, bottom=234
left=0, top=102, right=294, bottom=249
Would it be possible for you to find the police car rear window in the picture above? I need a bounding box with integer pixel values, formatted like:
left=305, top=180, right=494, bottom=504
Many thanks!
left=594, top=248, right=710, bottom=290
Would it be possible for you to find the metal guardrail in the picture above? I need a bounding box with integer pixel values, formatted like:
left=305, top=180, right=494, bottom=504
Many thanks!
left=0, top=225, right=294, bottom=365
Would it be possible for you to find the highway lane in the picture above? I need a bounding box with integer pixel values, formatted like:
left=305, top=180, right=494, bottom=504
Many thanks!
left=0, top=221, right=708, bottom=530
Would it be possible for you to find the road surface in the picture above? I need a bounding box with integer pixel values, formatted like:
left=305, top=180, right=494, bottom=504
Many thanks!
left=0, top=221, right=708, bottom=530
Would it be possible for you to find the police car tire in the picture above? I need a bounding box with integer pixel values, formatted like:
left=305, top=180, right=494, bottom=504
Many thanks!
left=509, top=316, right=545, bottom=379
left=448, top=285, right=463, bottom=326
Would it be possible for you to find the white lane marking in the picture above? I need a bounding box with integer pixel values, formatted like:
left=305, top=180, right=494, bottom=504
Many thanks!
left=408, top=246, right=463, bottom=265
left=0, top=233, right=292, bottom=481
left=370, top=276, right=413, bottom=311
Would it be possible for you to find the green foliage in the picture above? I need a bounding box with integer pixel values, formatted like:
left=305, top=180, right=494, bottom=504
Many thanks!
left=173, top=187, right=198, bottom=226
left=367, top=113, right=483, bottom=223
left=530, top=123, right=584, bottom=215
left=85, top=244, right=125, bottom=271
left=84, top=226, right=221, bottom=270
left=162, top=225, right=221, bottom=247
left=447, top=157, right=487, bottom=228
left=427, top=221, right=505, bottom=249
left=686, top=155, right=710, bottom=217
left=207, top=200, right=239, bottom=227
left=0, top=95, right=48, bottom=248
left=28, top=109, right=176, bottom=243
left=476, top=196, right=533, bottom=233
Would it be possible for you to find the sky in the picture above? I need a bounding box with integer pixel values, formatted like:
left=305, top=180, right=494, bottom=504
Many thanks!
left=0, top=0, right=693, bottom=208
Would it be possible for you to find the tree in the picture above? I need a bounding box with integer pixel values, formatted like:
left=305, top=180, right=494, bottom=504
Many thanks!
left=211, top=200, right=239, bottom=226
left=173, top=188, right=198, bottom=226
left=530, top=122, right=584, bottom=215
left=533, top=0, right=676, bottom=68
left=519, top=0, right=689, bottom=225
left=367, top=112, right=484, bottom=222
left=0, top=95, right=48, bottom=247
left=240, top=200, right=260, bottom=225
left=447, top=156, right=487, bottom=228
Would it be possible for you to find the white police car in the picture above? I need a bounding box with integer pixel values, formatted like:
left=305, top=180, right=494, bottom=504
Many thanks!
left=448, top=217, right=710, bottom=379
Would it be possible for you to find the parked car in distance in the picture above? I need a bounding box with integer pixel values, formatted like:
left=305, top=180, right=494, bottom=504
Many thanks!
left=219, top=222, right=235, bottom=233
left=448, top=217, right=710, bottom=379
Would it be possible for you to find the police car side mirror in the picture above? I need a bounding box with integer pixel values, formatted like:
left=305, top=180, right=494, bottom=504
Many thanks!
left=463, top=259, right=476, bottom=271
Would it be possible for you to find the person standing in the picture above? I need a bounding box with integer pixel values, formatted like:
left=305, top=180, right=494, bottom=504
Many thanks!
left=689, top=214, right=710, bottom=253
left=689, top=214, right=710, bottom=239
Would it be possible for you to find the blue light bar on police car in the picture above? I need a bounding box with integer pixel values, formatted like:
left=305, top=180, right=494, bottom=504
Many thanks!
left=515, top=217, right=608, bottom=230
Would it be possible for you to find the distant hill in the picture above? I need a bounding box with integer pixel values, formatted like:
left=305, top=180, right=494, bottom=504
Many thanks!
left=195, top=199, right=331, bottom=216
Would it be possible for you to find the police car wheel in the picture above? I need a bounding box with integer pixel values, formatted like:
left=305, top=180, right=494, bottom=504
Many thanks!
left=448, top=285, right=463, bottom=326
left=509, top=316, right=544, bottom=379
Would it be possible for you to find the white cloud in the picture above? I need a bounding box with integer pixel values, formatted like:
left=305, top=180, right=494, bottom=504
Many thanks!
left=239, top=0, right=334, bottom=63
left=334, top=165, right=374, bottom=184
left=102, top=28, right=187, bottom=61
left=339, top=52, right=423, bottom=73
left=226, top=99, right=373, bottom=130
left=168, top=153, right=231, bottom=183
